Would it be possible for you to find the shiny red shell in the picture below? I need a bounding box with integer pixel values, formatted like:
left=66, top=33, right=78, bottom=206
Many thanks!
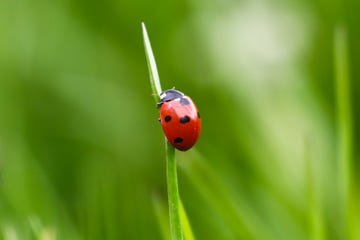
left=159, top=96, right=201, bottom=151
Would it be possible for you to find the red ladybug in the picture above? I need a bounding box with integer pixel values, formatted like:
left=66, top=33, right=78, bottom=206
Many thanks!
left=158, top=89, right=201, bottom=151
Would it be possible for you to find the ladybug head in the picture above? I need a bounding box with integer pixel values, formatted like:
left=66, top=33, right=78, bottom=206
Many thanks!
left=159, top=89, right=184, bottom=103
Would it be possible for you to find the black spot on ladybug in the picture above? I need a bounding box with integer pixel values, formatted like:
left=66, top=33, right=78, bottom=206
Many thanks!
left=197, top=112, right=200, bottom=118
left=164, top=115, right=172, bottom=122
left=174, top=137, right=183, bottom=143
left=180, top=98, right=190, bottom=105
left=180, top=116, right=190, bottom=124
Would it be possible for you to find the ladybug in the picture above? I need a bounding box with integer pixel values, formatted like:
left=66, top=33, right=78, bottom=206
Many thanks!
left=158, top=89, right=201, bottom=151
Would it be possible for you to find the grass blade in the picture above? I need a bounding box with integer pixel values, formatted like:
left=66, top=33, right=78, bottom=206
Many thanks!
left=142, top=22, right=184, bottom=240
left=180, top=200, right=195, bottom=240
left=142, top=22, right=162, bottom=103
left=165, top=140, right=184, bottom=240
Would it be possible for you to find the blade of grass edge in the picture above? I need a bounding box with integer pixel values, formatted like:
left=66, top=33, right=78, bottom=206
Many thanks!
left=142, top=22, right=184, bottom=240
left=334, top=24, right=358, bottom=240
left=152, top=193, right=195, bottom=240
left=180, top=199, right=195, bottom=240
left=142, top=22, right=162, bottom=103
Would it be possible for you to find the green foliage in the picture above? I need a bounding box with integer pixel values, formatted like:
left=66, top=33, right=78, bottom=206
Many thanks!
left=0, top=0, right=359, bottom=239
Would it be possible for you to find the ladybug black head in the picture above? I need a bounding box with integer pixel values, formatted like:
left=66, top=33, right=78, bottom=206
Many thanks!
left=159, top=89, right=184, bottom=103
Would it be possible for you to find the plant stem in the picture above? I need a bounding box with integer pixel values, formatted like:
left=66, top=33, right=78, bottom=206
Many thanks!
left=166, top=140, right=184, bottom=240
left=142, top=22, right=184, bottom=240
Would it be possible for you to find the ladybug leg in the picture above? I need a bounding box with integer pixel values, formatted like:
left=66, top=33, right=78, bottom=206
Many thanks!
left=157, top=117, right=161, bottom=122
left=156, top=102, right=163, bottom=108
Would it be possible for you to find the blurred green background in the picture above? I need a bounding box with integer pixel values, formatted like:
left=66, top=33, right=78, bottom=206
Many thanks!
left=0, top=0, right=359, bottom=239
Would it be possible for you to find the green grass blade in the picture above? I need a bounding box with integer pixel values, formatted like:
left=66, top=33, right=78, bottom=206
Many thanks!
left=152, top=194, right=194, bottom=240
left=334, top=24, right=357, bottom=240
left=166, top=140, right=184, bottom=240
left=142, top=22, right=184, bottom=240
left=142, top=22, right=162, bottom=103
left=180, top=200, right=195, bottom=240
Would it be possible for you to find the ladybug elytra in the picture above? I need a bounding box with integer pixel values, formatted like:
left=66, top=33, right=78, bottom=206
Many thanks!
left=158, top=89, right=201, bottom=151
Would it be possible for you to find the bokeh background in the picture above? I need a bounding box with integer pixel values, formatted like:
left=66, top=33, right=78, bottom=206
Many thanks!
left=0, top=0, right=359, bottom=239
